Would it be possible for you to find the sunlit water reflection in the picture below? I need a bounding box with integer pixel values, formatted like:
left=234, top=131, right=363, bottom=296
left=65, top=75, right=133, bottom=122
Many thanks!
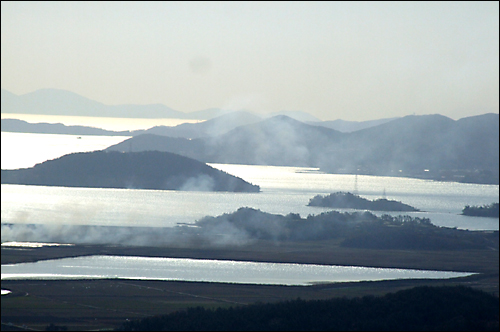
left=1, top=132, right=498, bottom=237
left=0, top=255, right=475, bottom=285
left=1, top=114, right=201, bottom=131
left=1, top=131, right=496, bottom=284
left=1, top=132, right=130, bottom=170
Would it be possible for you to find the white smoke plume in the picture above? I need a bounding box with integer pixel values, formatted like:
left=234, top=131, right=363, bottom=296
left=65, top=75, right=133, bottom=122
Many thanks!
left=179, top=174, right=215, bottom=191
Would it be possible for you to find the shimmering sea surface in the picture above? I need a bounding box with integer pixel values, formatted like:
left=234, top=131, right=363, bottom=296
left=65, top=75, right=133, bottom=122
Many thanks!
left=2, top=158, right=498, bottom=231
left=0, top=255, right=475, bottom=285
left=1, top=114, right=200, bottom=131
left=0, top=129, right=498, bottom=282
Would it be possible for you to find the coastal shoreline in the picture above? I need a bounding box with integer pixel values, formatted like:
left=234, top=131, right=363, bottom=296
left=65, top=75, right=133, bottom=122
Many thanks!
left=2, top=242, right=498, bottom=331
left=2, top=240, right=498, bottom=274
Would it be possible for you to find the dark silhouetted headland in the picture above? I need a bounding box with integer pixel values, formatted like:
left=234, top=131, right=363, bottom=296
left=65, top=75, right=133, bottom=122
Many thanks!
left=0, top=150, right=260, bottom=192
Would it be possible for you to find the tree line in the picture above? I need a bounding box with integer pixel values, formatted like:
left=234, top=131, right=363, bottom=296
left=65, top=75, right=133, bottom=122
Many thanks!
left=115, top=285, right=499, bottom=331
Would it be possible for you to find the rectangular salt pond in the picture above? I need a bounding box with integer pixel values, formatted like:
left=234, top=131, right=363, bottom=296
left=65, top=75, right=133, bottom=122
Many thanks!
left=1, top=255, right=475, bottom=286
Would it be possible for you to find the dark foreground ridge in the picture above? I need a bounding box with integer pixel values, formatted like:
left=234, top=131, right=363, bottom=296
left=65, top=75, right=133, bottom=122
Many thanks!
left=0, top=150, right=260, bottom=192
left=116, top=285, right=499, bottom=331
left=308, top=191, right=419, bottom=211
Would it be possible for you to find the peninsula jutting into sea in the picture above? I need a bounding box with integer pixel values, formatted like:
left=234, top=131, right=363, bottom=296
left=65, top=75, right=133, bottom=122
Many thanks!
left=0, top=150, right=260, bottom=192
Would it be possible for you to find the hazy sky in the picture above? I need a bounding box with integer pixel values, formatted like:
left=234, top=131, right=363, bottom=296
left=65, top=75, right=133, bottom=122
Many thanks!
left=1, top=1, right=498, bottom=121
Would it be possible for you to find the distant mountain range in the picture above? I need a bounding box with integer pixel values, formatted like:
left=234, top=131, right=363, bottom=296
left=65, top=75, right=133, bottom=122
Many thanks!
left=104, top=113, right=499, bottom=184
left=1, top=88, right=403, bottom=133
left=1, top=110, right=395, bottom=138
left=1, top=150, right=260, bottom=192
left=1, top=88, right=185, bottom=119
left=1, top=118, right=132, bottom=136
left=1, top=88, right=319, bottom=122
left=2, top=88, right=498, bottom=185
left=1, top=111, right=263, bottom=138
left=131, top=111, right=263, bottom=138
left=307, top=117, right=399, bottom=132
left=106, top=116, right=343, bottom=167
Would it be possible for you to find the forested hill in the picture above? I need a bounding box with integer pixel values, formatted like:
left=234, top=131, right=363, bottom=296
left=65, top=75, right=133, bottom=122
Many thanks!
left=105, top=113, right=499, bottom=184
left=107, top=116, right=343, bottom=167
left=337, top=113, right=499, bottom=181
left=0, top=151, right=260, bottom=192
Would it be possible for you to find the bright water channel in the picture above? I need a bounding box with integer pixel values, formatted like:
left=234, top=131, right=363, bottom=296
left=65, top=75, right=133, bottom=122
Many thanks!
left=1, top=131, right=498, bottom=283
left=1, top=255, right=475, bottom=286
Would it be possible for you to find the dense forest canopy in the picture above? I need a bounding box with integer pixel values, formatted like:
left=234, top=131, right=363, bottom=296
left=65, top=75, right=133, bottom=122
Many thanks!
left=115, top=286, right=499, bottom=331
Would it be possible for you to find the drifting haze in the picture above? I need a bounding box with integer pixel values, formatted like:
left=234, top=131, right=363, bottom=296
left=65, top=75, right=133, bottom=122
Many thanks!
left=1, top=2, right=498, bottom=121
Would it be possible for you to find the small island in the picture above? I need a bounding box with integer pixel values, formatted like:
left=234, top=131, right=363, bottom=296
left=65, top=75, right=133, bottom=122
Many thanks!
left=1, top=150, right=260, bottom=193
left=462, top=203, right=499, bottom=218
left=307, top=192, right=419, bottom=212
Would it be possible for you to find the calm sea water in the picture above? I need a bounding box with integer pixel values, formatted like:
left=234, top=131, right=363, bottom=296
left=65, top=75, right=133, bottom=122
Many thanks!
left=1, top=114, right=201, bottom=131
left=1, top=132, right=498, bottom=237
left=0, top=130, right=497, bottom=283
left=0, top=255, right=475, bottom=285
left=1, top=132, right=130, bottom=169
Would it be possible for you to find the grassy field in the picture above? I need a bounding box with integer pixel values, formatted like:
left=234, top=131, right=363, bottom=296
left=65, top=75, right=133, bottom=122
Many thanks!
left=1, top=240, right=498, bottom=331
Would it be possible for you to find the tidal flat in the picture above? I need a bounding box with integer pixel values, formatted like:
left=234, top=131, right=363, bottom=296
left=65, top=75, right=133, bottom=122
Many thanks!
left=1, top=240, right=498, bottom=331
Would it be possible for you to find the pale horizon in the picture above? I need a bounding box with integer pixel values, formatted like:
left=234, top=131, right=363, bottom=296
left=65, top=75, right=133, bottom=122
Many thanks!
left=2, top=1, right=499, bottom=121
